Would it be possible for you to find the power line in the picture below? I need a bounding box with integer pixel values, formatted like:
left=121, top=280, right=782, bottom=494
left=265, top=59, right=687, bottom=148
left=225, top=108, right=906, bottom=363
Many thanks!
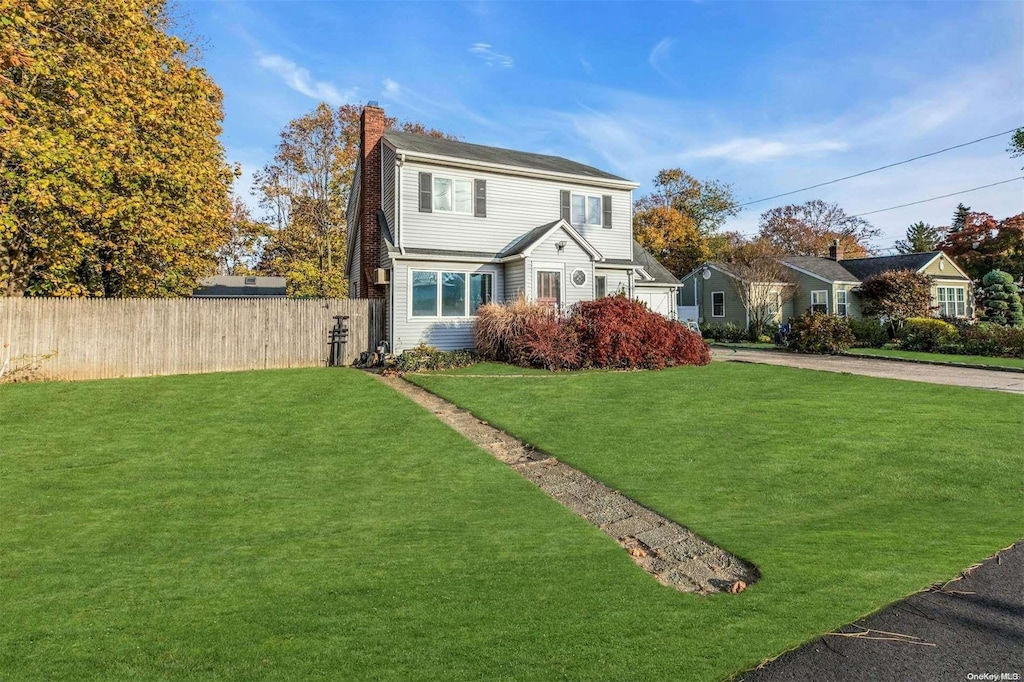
left=850, top=177, right=1023, bottom=218
left=738, top=127, right=1022, bottom=207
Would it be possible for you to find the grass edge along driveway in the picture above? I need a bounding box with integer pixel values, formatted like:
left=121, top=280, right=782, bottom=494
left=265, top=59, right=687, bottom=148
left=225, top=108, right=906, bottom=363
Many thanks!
left=411, top=361, right=1024, bottom=678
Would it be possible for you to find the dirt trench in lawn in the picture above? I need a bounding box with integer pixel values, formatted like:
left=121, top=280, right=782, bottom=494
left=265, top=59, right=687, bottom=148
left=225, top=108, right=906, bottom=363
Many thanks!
left=374, top=371, right=759, bottom=594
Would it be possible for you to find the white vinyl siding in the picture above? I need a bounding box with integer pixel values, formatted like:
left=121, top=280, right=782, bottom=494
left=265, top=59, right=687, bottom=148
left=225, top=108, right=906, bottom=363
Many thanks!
left=937, top=286, right=966, bottom=317
left=596, top=269, right=630, bottom=297
left=527, top=230, right=593, bottom=309
left=398, top=159, right=632, bottom=260
left=504, top=259, right=526, bottom=300
left=392, top=260, right=503, bottom=353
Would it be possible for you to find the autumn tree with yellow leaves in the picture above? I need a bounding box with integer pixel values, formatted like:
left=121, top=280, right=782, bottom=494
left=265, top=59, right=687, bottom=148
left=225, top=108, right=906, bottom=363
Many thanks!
left=0, top=0, right=236, bottom=297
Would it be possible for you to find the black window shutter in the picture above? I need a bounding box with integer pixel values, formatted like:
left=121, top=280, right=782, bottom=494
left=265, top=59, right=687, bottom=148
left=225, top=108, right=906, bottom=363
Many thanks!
left=474, top=179, right=486, bottom=218
left=418, top=172, right=432, bottom=212
left=560, top=190, right=571, bottom=222
left=602, top=195, right=612, bottom=229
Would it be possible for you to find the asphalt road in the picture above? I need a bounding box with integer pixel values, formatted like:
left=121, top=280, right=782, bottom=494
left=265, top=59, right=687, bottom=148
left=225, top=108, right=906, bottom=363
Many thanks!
left=741, top=542, right=1023, bottom=682
left=713, top=348, right=1024, bottom=394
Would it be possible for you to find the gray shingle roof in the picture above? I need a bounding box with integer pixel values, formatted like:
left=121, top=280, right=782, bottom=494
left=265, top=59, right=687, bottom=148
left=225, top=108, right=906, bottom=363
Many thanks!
left=499, top=220, right=563, bottom=257
left=383, top=130, right=629, bottom=182
left=781, top=256, right=861, bottom=283
left=838, top=252, right=940, bottom=280
left=632, top=241, right=682, bottom=285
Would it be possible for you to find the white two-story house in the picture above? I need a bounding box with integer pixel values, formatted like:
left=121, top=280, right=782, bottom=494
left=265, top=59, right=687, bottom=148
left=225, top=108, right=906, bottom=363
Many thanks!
left=345, top=103, right=681, bottom=353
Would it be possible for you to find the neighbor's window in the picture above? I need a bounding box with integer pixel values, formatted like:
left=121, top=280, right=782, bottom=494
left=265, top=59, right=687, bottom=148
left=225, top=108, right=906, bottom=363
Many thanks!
left=411, top=270, right=493, bottom=317
left=811, top=290, right=828, bottom=314
left=595, top=275, right=606, bottom=298
left=937, top=286, right=966, bottom=317
left=711, top=291, right=725, bottom=317
left=571, top=193, right=603, bottom=228
left=433, top=176, right=473, bottom=214
left=836, top=289, right=848, bottom=317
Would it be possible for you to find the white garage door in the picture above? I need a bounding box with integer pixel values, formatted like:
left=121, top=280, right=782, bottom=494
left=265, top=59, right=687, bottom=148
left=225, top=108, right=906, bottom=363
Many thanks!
left=635, top=289, right=673, bottom=318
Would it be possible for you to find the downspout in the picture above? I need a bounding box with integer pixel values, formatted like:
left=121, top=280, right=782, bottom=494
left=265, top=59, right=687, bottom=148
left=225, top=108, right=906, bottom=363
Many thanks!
left=396, top=153, right=406, bottom=256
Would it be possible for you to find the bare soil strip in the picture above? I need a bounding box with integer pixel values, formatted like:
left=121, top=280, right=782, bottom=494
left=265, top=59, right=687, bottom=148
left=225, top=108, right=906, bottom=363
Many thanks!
left=374, top=372, right=760, bottom=594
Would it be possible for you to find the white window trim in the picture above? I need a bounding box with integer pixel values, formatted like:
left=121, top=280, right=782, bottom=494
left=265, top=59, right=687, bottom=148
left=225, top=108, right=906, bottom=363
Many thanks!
left=570, top=192, right=603, bottom=228
left=570, top=268, right=588, bottom=288
left=836, top=289, right=849, bottom=317
left=811, top=289, right=828, bottom=313
left=936, top=286, right=967, bottom=318
left=596, top=275, right=607, bottom=299
left=432, top=175, right=474, bottom=215
left=711, top=291, right=726, bottom=318
left=408, top=268, right=494, bottom=320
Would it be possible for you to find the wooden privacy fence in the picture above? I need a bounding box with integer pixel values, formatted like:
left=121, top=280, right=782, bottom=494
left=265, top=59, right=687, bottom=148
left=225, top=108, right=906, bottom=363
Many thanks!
left=0, top=297, right=385, bottom=381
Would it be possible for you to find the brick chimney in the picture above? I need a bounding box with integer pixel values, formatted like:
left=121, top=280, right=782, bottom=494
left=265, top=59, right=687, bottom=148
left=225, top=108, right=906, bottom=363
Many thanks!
left=828, top=238, right=843, bottom=261
left=359, top=102, right=386, bottom=298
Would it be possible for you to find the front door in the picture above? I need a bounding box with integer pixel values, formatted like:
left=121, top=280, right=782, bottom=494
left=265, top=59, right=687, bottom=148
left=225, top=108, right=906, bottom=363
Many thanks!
left=536, top=270, right=561, bottom=309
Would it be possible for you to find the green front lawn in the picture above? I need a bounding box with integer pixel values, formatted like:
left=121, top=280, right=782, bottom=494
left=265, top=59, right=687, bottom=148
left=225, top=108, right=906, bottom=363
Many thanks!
left=846, top=346, right=1024, bottom=370
left=3, top=366, right=1021, bottom=680
left=412, top=362, right=1024, bottom=677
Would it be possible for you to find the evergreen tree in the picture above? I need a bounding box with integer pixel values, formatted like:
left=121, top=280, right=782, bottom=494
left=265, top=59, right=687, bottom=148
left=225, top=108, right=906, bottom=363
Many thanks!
left=979, top=270, right=1023, bottom=327
left=895, top=221, right=941, bottom=254
left=950, top=203, right=971, bottom=234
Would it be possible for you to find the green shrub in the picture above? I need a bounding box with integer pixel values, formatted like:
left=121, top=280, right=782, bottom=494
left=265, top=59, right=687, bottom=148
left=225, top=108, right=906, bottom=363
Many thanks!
left=787, top=312, right=855, bottom=354
left=979, top=270, right=1023, bottom=326
left=848, top=317, right=889, bottom=348
left=395, top=344, right=479, bottom=372
left=699, top=322, right=746, bottom=343
left=898, top=318, right=958, bottom=352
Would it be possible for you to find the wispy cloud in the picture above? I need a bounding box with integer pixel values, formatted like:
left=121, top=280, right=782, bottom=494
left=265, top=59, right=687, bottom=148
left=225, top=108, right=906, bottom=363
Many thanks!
left=687, top=138, right=849, bottom=163
left=256, top=54, right=355, bottom=105
left=580, top=58, right=593, bottom=74
left=648, top=38, right=673, bottom=78
left=382, top=78, right=401, bottom=99
left=469, top=43, right=514, bottom=68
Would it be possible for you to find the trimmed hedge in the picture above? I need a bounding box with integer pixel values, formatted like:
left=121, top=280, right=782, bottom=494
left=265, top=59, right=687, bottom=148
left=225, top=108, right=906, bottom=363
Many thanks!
left=849, top=316, right=889, bottom=348
left=898, top=318, right=958, bottom=352
left=786, top=312, right=855, bottom=354
left=395, top=344, right=480, bottom=372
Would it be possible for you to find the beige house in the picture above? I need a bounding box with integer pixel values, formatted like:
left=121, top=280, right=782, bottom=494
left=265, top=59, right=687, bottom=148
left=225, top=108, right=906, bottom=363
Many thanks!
left=678, top=244, right=973, bottom=328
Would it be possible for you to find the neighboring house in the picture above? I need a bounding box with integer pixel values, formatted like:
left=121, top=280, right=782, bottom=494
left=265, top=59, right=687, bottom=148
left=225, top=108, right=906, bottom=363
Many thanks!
left=192, top=275, right=287, bottom=297
left=345, top=102, right=681, bottom=353
left=678, top=242, right=973, bottom=327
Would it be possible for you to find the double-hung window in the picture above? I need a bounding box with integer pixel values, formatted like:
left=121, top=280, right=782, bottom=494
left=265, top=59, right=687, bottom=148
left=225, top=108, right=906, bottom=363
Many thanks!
left=595, top=275, right=607, bottom=299
left=937, top=286, right=966, bottom=317
left=836, top=289, right=849, bottom=317
left=411, top=270, right=493, bottom=317
left=571, top=194, right=603, bottom=228
left=711, top=291, right=725, bottom=317
left=811, top=290, right=828, bottom=314
left=433, top=176, right=473, bottom=214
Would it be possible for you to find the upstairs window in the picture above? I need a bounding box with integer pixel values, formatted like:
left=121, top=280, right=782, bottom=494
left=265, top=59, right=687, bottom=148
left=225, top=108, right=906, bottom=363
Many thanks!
left=433, top=176, right=473, bottom=214
left=571, top=194, right=603, bottom=228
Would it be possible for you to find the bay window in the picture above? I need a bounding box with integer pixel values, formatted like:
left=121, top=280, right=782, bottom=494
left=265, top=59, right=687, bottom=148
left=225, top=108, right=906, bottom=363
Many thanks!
left=411, top=270, right=494, bottom=317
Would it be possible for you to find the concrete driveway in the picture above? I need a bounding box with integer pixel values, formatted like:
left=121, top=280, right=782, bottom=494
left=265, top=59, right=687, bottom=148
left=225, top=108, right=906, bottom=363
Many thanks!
left=713, top=348, right=1024, bottom=394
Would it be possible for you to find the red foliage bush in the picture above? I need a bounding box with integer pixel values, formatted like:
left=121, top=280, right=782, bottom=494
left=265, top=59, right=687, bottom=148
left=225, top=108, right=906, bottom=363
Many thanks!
left=521, top=314, right=581, bottom=371
left=569, top=295, right=711, bottom=369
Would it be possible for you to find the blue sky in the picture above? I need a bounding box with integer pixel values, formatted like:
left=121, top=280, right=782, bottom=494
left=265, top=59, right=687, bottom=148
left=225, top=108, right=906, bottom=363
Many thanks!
left=184, top=0, right=1024, bottom=249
